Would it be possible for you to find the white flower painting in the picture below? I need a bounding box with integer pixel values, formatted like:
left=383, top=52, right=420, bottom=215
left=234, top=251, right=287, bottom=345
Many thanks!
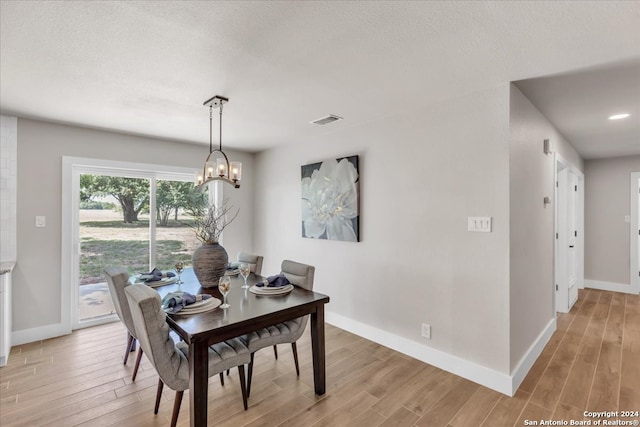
left=301, top=155, right=360, bottom=242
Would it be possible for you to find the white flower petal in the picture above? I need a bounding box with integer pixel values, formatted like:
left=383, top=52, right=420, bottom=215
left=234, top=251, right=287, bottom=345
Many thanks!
left=326, top=217, right=357, bottom=242
left=301, top=198, right=313, bottom=221
left=304, top=219, right=327, bottom=238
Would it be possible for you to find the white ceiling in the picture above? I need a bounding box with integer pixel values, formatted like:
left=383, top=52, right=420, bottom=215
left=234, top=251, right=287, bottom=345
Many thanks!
left=1, top=1, right=639, bottom=156
left=515, top=58, right=640, bottom=159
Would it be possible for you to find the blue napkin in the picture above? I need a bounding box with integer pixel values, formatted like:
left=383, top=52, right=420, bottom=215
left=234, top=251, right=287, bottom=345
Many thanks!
left=140, top=267, right=175, bottom=283
left=162, top=292, right=211, bottom=313
left=255, top=274, right=290, bottom=288
left=227, top=261, right=241, bottom=270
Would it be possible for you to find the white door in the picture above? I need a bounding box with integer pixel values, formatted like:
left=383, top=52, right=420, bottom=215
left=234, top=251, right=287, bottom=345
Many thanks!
left=567, top=170, right=578, bottom=307
left=556, top=168, right=568, bottom=313
left=635, top=176, right=640, bottom=291
left=555, top=162, right=581, bottom=313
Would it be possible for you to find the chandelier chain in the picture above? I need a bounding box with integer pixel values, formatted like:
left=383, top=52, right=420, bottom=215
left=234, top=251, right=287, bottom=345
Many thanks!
left=219, top=101, right=223, bottom=151
left=209, top=105, right=213, bottom=154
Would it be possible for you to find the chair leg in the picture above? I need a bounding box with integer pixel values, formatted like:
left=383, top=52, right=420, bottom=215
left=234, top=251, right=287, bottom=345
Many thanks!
left=273, top=345, right=278, bottom=360
left=238, top=365, right=248, bottom=410
left=132, top=348, right=144, bottom=381
left=170, top=391, right=184, bottom=427
left=247, top=353, right=254, bottom=398
left=227, top=369, right=230, bottom=376
left=123, top=333, right=134, bottom=364
left=154, top=379, right=164, bottom=414
left=219, top=372, right=224, bottom=386
left=292, top=342, right=300, bottom=376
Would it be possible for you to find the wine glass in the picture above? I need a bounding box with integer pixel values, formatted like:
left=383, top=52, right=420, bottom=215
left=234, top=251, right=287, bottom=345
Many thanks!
left=239, top=263, right=250, bottom=289
left=219, top=276, right=231, bottom=309
left=174, top=261, right=184, bottom=289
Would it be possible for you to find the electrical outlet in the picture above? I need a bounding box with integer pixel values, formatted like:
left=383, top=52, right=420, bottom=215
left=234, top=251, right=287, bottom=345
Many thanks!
left=421, top=323, right=431, bottom=339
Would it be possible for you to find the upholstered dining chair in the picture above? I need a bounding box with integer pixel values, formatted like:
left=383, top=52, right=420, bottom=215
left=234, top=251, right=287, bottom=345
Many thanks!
left=240, top=259, right=315, bottom=397
left=125, top=284, right=251, bottom=427
left=104, top=266, right=144, bottom=381
left=237, top=252, right=264, bottom=275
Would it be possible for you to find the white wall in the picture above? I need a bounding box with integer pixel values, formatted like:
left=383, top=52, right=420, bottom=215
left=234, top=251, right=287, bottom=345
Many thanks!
left=14, top=118, right=254, bottom=334
left=254, top=84, right=512, bottom=377
left=509, top=85, right=583, bottom=373
left=585, top=155, right=640, bottom=287
left=0, top=115, right=17, bottom=262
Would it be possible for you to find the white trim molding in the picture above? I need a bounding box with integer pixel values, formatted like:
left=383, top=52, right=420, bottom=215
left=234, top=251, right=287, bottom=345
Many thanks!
left=585, top=279, right=637, bottom=295
left=326, top=311, right=517, bottom=396
left=631, top=172, right=640, bottom=295
left=510, top=317, right=556, bottom=392
left=12, top=322, right=71, bottom=346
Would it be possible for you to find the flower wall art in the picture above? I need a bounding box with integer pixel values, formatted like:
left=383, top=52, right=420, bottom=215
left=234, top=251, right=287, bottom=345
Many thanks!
left=301, top=155, right=360, bottom=242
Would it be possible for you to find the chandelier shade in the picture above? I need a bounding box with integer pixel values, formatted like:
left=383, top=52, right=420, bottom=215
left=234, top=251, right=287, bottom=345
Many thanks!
left=196, top=95, right=242, bottom=189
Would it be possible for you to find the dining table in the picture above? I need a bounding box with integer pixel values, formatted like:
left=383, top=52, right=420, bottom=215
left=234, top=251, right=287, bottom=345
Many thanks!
left=151, top=267, right=330, bottom=427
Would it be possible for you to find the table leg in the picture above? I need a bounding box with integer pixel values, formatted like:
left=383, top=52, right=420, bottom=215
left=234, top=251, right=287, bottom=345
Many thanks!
left=189, top=341, right=208, bottom=427
left=310, top=305, right=326, bottom=395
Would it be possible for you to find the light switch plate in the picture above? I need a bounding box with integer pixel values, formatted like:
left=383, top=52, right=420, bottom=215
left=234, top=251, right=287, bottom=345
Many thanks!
left=35, top=216, right=46, bottom=228
left=624, top=215, right=630, bottom=223
left=468, top=217, right=492, bottom=232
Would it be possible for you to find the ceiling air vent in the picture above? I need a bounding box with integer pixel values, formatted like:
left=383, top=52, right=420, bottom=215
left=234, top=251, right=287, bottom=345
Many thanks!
left=310, top=114, right=343, bottom=125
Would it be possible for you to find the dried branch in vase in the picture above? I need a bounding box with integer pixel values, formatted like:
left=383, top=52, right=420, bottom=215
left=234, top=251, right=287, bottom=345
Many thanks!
left=191, top=198, right=239, bottom=244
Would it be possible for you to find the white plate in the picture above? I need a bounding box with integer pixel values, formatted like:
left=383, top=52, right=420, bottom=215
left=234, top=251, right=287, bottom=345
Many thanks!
left=166, top=297, right=221, bottom=315
left=224, top=269, right=240, bottom=276
left=249, top=284, right=294, bottom=296
left=131, top=275, right=178, bottom=288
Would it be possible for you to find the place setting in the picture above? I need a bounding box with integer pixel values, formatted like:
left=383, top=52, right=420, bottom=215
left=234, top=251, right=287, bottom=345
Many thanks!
left=161, top=291, right=221, bottom=315
left=130, top=266, right=179, bottom=288
left=162, top=268, right=235, bottom=315
left=224, top=261, right=241, bottom=276
left=249, top=273, right=294, bottom=296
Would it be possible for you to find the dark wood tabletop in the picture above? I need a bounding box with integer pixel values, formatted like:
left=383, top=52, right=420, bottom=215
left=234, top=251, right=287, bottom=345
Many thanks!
left=152, top=267, right=330, bottom=427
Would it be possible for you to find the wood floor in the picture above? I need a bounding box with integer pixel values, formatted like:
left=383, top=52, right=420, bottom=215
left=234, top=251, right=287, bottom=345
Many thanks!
left=1, top=288, right=638, bottom=426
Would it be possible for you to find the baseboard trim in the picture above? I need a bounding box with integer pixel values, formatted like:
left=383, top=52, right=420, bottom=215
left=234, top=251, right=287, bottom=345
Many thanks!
left=510, top=317, right=556, bottom=392
left=585, top=279, right=637, bottom=295
left=12, top=322, right=71, bottom=346
left=325, top=311, right=514, bottom=396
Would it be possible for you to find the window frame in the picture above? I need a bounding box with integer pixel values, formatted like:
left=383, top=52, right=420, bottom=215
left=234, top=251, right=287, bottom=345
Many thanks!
left=62, top=156, right=219, bottom=330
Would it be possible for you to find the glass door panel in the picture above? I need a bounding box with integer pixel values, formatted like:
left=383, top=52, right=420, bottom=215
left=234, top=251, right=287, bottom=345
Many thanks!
left=154, top=179, right=206, bottom=271
left=78, top=174, right=150, bottom=323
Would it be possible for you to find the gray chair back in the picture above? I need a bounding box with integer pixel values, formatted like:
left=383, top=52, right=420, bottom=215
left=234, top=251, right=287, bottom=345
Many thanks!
left=281, top=260, right=315, bottom=291
left=281, top=259, right=315, bottom=341
left=104, top=266, right=137, bottom=338
left=238, top=252, right=264, bottom=275
left=125, top=284, right=189, bottom=392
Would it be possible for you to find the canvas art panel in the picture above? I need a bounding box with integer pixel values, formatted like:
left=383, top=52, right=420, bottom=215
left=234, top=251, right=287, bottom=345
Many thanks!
left=301, top=155, right=360, bottom=242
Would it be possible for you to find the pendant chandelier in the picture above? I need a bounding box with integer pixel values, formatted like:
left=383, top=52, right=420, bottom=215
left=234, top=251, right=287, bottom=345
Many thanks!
left=196, top=95, right=242, bottom=189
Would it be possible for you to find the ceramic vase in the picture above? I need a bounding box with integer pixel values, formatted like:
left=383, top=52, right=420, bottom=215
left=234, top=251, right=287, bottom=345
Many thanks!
left=192, top=242, right=228, bottom=288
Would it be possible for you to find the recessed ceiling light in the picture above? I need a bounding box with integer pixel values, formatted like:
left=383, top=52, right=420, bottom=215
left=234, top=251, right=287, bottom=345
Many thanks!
left=608, top=113, right=630, bottom=120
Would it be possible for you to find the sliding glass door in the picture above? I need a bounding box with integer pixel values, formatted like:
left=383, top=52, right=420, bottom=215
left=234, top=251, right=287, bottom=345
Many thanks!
left=71, top=163, right=210, bottom=328
left=78, top=174, right=151, bottom=322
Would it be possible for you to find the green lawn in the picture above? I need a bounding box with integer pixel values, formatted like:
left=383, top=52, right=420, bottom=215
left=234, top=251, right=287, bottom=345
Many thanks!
left=78, top=211, right=200, bottom=285
left=80, top=219, right=195, bottom=228
left=79, top=237, right=193, bottom=284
